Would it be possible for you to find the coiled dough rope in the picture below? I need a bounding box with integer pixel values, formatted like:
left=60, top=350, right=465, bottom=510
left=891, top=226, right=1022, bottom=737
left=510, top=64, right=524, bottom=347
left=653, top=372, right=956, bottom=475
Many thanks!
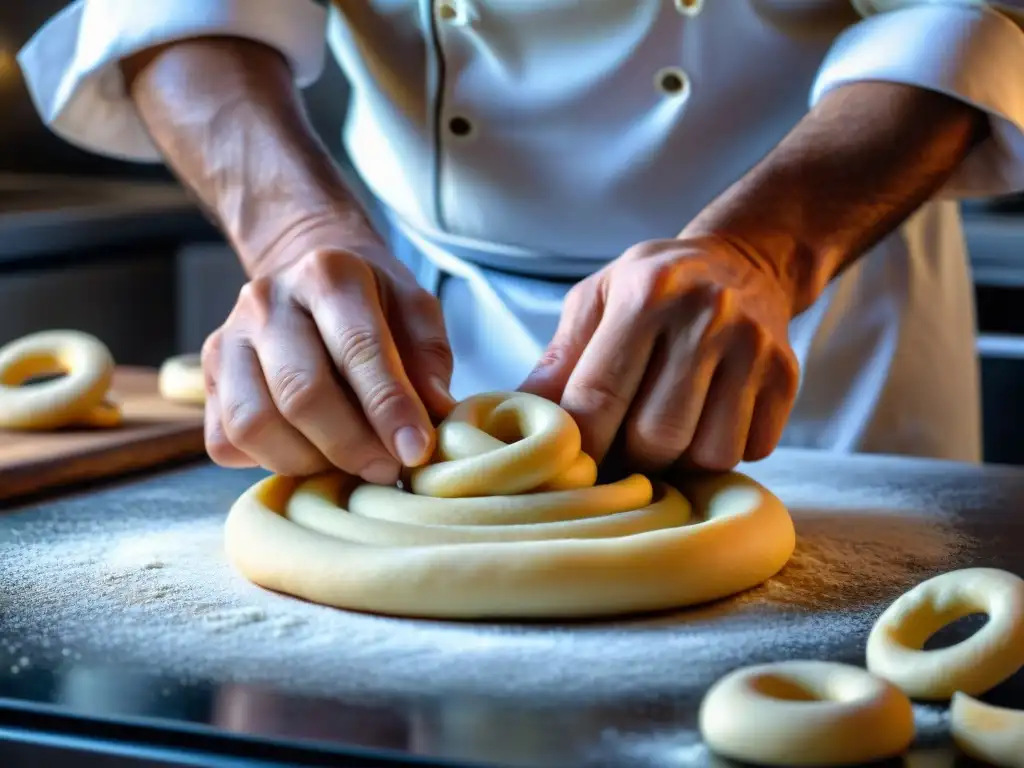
left=225, top=391, right=796, bottom=620
left=0, top=330, right=121, bottom=430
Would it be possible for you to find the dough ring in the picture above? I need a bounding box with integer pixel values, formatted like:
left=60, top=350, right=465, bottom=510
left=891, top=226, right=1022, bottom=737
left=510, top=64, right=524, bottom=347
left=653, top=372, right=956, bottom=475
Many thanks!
left=0, top=330, right=121, bottom=430
left=225, top=391, right=796, bottom=620
left=951, top=692, right=1024, bottom=768
left=158, top=353, right=205, bottom=405
left=698, top=660, right=914, bottom=766
left=866, top=568, right=1024, bottom=700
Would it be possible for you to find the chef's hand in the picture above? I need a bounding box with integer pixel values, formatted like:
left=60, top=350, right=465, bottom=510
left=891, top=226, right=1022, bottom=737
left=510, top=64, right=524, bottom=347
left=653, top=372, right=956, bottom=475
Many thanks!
left=520, top=236, right=799, bottom=472
left=201, top=241, right=455, bottom=482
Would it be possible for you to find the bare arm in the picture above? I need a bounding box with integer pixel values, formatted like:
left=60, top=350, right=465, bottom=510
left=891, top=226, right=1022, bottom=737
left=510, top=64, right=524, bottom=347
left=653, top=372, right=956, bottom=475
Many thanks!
left=120, top=37, right=384, bottom=276
left=118, top=37, right=454, bottom=482
left=683, top=81, right=988, bottom=315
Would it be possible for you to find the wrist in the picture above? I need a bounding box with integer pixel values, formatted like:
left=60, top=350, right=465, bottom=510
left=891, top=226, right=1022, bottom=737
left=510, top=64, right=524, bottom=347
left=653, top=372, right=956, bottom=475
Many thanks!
left=680, top=216, right=829, bottom=318
left=123, top=37, right=386, bottom=276
left=243, top=203, right=389, bottom=278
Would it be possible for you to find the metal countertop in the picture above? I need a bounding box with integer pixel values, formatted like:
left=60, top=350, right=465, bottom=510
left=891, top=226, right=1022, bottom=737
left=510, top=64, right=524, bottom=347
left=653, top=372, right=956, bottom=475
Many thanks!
left=0, top=448, right=1020, bottom=766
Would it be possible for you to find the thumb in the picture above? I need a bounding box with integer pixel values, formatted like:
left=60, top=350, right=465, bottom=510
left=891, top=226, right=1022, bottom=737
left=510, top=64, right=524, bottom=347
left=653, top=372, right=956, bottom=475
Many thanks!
left=394, top=287, right=457, bottom=419
left=519, top=285, right=603, bottom=403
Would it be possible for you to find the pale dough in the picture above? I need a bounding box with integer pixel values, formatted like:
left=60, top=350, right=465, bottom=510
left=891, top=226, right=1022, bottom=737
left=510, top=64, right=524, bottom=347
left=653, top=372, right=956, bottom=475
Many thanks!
left=157, top=353, right=205, bottom=406
left=225, top=391, right=796, bottom=619
left=950, top=691, right=1024, bottom=768
left=698, top=660, right=914, bottom=766
left=0, top=330, right=121, bottom=430
left=866, top=568, right=1024, bottom=700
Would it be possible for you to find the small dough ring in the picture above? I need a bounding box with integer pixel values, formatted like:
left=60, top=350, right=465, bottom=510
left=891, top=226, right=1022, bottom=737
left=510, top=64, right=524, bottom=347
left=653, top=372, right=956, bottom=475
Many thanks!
left=866, top=568, right=1024, bottom=700
left=698, top=660, right=915, bottom=766
left=225, top=391, right=796, bottom=619
left=158, top=353, right=205, bottom=405
left=0, top=330, right=120, bottom=430
left=951, top=692, right=1024, bottom=768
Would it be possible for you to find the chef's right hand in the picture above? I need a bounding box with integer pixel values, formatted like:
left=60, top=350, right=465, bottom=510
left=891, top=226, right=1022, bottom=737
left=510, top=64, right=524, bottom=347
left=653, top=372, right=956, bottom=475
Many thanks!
left=201, top=242, right=455, bottom=483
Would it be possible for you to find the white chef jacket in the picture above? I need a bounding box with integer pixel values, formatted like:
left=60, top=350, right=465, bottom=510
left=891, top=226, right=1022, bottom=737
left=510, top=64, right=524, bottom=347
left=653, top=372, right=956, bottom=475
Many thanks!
left=18, top=0, right=1024, bottom=463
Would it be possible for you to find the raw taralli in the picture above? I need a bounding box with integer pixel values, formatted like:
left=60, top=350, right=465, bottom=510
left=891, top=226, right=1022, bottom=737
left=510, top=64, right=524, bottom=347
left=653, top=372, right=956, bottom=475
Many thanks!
left=157, top=353, right=205, bottom=406
left=698, top=660, right=914, bottom=766
left=225, top=391, right=796, bottom=620
left=951, top=692, right=1024, bottom=768
left=0, top=329, right=120, bottom=430
left=866, top=567, right=1024, bottom=700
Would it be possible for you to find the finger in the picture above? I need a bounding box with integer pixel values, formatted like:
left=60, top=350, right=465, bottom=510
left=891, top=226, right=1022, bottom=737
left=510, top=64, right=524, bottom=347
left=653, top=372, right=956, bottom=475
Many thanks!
left=205, top=391, right=257, bottom=468
left=559, top=311, right=657, bottom=463
left=744, top=352, right=799, bottom=462
left=685, top=327, right=766, bottom=471
left=623, top=304, right=724, bottom=472
left=200, top=332, right=256, bottom=468
left=253, top=303, right=402, bottom=485
left=518, top=282, right=603, bottom=403
left=390, top=282, right=456, bottom=419
left=298, top=257, right=434, bottom=468
left=217, top=331, right=330, bottom=477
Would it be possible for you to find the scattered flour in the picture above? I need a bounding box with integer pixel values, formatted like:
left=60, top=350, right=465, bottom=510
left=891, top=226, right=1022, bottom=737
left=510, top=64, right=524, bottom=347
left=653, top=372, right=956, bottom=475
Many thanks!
left=0, top=496, right=971, bottom=704
left=0, top=455, right=992, bottom=763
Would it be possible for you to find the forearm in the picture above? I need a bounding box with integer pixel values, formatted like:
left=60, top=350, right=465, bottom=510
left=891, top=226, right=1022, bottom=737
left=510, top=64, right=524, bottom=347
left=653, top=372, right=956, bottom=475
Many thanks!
left=121, top=37, right=382, bottom=276
left=683, top=81, right=988, bottom=315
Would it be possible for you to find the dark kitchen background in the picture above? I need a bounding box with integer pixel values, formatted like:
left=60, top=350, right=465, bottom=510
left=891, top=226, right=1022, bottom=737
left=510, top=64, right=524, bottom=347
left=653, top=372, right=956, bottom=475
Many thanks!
left=3, top=3, right=1024, bottom=464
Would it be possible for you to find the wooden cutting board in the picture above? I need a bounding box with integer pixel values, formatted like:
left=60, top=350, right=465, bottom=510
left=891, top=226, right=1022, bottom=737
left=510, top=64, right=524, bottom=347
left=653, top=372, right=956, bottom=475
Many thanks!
left=0, top=367, right=207, bottom=503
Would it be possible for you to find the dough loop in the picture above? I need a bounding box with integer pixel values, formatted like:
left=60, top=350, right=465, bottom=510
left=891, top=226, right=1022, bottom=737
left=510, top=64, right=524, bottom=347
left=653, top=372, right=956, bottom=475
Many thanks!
left=866, top=568, right=1024, bottom=700
left=698, top=660, right=914, bottom=766
left=225, top=391, right=796, bottom=619
left=0, top=330, right=120, bottom=430
left=951, top=691, right=1024, bottom=768
left=158, top=353, right=205, bottom=405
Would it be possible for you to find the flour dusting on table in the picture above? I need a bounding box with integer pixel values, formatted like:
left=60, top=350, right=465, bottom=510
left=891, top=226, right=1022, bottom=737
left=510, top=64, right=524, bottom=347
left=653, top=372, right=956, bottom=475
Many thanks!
left=0, top=459, right=975, bottom=707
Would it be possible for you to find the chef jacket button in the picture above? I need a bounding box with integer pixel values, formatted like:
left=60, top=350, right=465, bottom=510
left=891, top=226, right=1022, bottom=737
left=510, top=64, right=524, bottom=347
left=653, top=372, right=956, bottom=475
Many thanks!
left=655, top=66, right=690, bottom=98
left=448, top=115, right=474, bottom=138
left=674, top=0, right=703, bottom=16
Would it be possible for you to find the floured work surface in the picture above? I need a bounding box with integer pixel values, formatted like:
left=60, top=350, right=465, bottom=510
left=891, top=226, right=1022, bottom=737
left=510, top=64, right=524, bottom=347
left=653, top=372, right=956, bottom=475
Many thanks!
left=1, top=449, right=1022, bottom=767
left=0, top=367, right=205, bottom=502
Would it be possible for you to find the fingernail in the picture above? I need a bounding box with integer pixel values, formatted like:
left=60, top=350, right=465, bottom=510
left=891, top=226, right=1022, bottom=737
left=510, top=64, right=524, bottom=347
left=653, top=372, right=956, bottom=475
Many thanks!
left=394, top=425, right=431, bottom=466
left=363, top=459, right=400, bottom=486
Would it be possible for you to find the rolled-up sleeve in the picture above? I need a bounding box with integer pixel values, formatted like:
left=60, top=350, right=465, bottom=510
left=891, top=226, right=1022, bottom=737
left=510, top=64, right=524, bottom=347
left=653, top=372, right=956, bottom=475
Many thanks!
left=16, top=0, right=328, bottom=163
left=811, top=2, right=1024, bottom=197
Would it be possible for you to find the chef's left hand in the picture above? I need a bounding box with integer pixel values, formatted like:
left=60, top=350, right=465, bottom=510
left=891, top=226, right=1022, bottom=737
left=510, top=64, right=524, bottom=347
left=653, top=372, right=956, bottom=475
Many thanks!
left=519, top=236, right=800, bottom=472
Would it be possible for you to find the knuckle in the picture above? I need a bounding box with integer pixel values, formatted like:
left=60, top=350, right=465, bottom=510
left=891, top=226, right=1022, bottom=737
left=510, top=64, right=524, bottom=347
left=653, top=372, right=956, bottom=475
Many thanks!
left=238, top=275, right=274, bottom=307
left=337, top=326, right=384, bottom=372
left=626, top=427, right=678, bottom=469
left=407, top=289, right=444, bottom=320
left=769, top=348, right=801, bottom=398
left=205, top=433, right=247, bottom=467
left=299, top=248, right=374, bottom=292
left=221, top=400, right=270, bottom=445
left=622, top=239, right=668, bottom=261
left=734, top=318, right=772, bottom=358
left=634, top=264, right=681, bottom=313
left=269, top=366, right=323, bottom=421
left=417, top=338, right=454, bottom=373
left=688, top=440, right=740, bottom=472
left=564, top=280, right=596, bottom=312
left=533, top=342, right=574, bottom=372
left=572, top=376, right=629, bottom=413
left=200, top=332, right=223, bottom=387
left=361, top=378, right=411, bottom=421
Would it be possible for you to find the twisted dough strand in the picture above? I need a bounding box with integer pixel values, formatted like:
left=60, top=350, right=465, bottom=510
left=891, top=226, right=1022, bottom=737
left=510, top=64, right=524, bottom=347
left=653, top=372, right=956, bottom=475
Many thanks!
left=226, top=391, right=795, bottom=619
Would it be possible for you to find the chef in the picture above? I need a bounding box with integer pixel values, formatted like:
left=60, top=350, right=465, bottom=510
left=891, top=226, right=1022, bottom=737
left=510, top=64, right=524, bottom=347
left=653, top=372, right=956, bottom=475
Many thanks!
left=17, top=1, right=1024, bottom=483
